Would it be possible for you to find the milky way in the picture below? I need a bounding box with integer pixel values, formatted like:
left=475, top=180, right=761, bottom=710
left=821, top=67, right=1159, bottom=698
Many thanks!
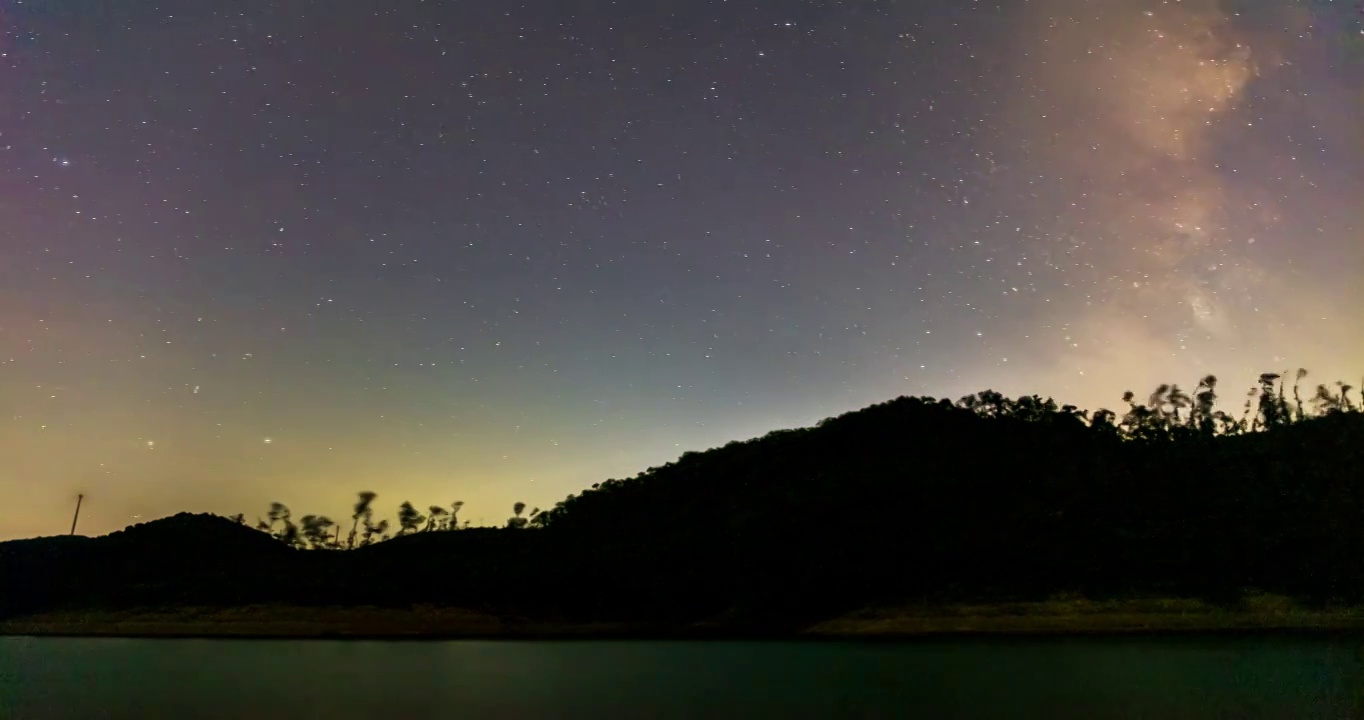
left=0, top=1, right=1360, bottom=538
left=990, top=0, right=1362, bottom=406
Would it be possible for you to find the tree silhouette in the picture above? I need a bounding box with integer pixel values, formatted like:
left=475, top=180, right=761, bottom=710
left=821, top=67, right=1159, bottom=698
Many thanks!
left=277, top=519, right=301, bottom=548
left=1257, top=373, right=1290, bottom=429
left=1163, top=384, right=1192, bottom=426
left=396, top=501, right=425, bottom=535
left=1120, top=389, right=1167, bottom=441
left=507, top=501, right=530, bottom=529
left=1313, top=382, right=1356, bottom=415
left=423, top=506, right=449, bottom=532
left=266, top=502, right=289, bottom=529
left=349, top=491, right=377, bottom=549
left=1191, top=375, right=1218, bottom=436
left=361, top=516, right=390, bottom=546
left=262, top=502, right=302, bottom=548
left=300, top=515, right=335, bottom=549
left=1292, top=368, right=1309, bottom=422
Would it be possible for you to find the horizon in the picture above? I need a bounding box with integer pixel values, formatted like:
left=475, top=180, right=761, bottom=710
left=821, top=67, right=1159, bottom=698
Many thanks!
left=3, top=0, right=1362, bottom=540
left=13, top=367, right=1359, bottom=543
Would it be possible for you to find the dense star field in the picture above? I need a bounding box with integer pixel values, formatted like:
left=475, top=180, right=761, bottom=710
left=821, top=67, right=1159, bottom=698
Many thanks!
left=1, top=0, right=1360, bottom=539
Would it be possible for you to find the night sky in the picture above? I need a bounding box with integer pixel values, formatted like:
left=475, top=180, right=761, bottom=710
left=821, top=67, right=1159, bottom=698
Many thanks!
left=2, top=1, right=1361, bottom=539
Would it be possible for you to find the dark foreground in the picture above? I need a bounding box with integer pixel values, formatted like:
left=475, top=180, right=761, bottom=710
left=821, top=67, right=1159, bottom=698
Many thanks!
left=4, top=635, right=1362, bottom=719
left=5, top=386, right=1364, bottom=644
left=4, top=596, right=1364, bottom=640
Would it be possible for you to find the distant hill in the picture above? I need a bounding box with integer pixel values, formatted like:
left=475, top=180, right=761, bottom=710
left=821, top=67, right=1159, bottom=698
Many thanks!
left=0, top=513, right=295, bottom=618
left=4, top=377, right=1363, bottom=631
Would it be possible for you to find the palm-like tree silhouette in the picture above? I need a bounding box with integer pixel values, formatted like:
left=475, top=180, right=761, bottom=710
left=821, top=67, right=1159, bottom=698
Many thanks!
left=1120, top=390, right=1165, bottom=440
left=1292, top=368, right=1309, bottom=421
left=361, top=516, right=390, bottom=545
left=1312, top=381, right=1356, bottom=415
left=266, top=502, right=289, bottom=529
left=261, top=502, right=302, bottom=547
left=349, top=491, right=377, bottom=549
left=1192, top=375, right=1218, bottom=435
left=1164, top=384, right=1192, bottom=425
left=507, top=501, right=529, bottom=529
left=300, top=515, right=335, bottom=549
left=396, top=501, right=425, bottom=535
left=423, top=506, right=449, bottom=532
left=277, top=519, right=301, bottom=548
left=1256, top=373, right=1290, bottom=429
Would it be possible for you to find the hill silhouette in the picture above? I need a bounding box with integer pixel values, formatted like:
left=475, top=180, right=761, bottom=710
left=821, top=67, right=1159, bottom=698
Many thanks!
left=0, top=513, right=294, bottom=618
left=3, top=373, right=1364, bottom=634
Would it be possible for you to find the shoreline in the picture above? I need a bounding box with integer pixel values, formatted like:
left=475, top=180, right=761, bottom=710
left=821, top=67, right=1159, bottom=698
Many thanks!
left=5, top=627, right=1364, bottom=642
left=5, top=597, right=1364, bottom=641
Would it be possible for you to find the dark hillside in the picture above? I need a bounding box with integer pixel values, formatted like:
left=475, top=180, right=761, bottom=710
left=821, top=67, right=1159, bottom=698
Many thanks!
left=521, top=398, right=1364, bottom=623
left=3, top=377, right=1363, bottom=631
left=0, top=514, right=296, bottom=617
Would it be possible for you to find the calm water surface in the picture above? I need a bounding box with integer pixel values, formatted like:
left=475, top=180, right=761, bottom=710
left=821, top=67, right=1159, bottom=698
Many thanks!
left=2, top=636, right=1362, bottom=718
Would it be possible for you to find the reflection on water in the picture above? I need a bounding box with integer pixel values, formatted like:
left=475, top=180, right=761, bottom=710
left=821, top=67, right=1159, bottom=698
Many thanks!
left=1, top=636, right=1362, bottom=719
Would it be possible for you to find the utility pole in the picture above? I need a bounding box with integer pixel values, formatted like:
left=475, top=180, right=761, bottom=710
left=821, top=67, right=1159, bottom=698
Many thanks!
left=70, top=494, right=84, bottom=536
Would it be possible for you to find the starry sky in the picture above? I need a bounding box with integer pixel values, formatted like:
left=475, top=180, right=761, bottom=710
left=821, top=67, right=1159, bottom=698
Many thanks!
left=2, top=0, right=1361, bottom=539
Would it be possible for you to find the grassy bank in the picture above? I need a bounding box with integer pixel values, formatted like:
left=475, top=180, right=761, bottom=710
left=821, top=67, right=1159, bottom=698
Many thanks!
left=5, top=595, right=1364, bottom=640
left=0, top=605, right=645, bottom=639
left=806, top=595, right=1364, bottom=636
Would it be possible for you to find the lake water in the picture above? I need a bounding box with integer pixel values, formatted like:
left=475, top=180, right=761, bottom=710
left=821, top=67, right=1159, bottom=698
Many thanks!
left=2, top=636, right=1362, bottom=718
